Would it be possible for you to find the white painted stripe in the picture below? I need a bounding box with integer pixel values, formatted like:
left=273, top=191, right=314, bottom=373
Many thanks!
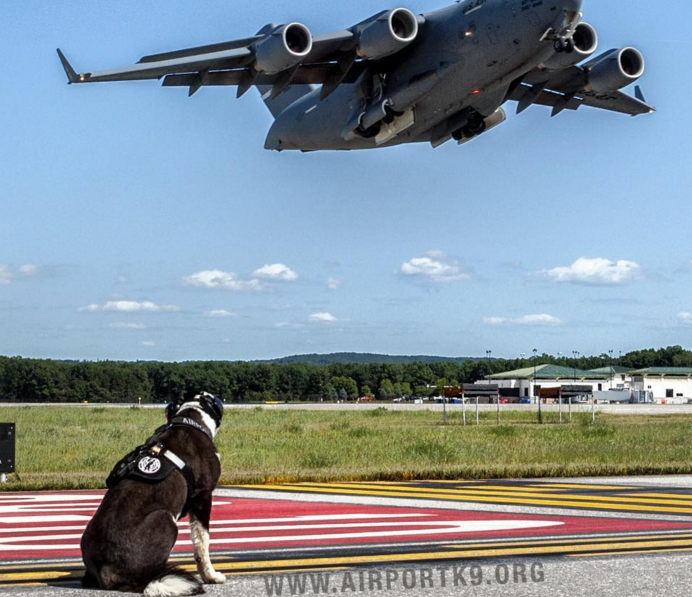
left=0, top=520, right=564, bottom=551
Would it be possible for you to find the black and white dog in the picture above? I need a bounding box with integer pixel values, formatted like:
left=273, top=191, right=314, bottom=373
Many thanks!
left=81, top=392, right=226, bottom=596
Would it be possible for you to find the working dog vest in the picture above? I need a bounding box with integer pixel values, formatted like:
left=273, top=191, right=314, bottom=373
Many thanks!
left=105, top=417, right=210, bottom=492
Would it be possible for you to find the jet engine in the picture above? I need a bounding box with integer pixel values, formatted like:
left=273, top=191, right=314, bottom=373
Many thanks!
left=254, top=23, right=313, bottom=75
left=357, top=8, right=419, bottom=60
left=542, top=22, right=598, bottom=71
left=587, top=47, right=645, bottom=93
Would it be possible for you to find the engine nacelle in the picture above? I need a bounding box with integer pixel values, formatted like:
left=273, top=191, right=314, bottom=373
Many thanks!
left=254, top=23, right=313, bottom=75
left=587, top=47, right=645, bottom=93
left=542, top=22, right=598, bottom=71
left=357, top=8, right=419, bottom=60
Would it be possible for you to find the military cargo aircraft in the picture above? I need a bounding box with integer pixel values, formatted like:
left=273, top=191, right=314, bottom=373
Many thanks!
left=57, top=0, right=653, bottom=151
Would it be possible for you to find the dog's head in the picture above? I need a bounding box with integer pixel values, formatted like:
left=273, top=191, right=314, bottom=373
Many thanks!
left=165, top=391, right=224, bottom=436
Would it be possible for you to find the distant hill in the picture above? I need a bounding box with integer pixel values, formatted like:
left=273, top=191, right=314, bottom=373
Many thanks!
left=258, top=353, right=477, bottom=365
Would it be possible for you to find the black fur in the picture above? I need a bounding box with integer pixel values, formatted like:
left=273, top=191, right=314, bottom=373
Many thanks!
left=81, top=396, right=222, bottom=594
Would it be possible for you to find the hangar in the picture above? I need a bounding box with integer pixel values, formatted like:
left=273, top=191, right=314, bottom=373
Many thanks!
left=628, top=367, right=692, bottom=404
left=478, top=365, right=610, bottom=400
left=477, top=365, right=692, bottom=404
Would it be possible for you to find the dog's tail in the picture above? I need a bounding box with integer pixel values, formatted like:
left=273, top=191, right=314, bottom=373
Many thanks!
left=143, top=567, right=204, bottom=597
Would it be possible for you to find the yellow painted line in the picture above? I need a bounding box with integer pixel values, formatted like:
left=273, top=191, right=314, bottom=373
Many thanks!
left=442, top=532, right=692, bottom=551
left=622, top=492, right=692, bottom=499
left=273, top=482, right=692, bottom=510
left=343, top=483, right=564, bottom=494
left=568, top=547, right=692, bottom=558
left=227, top=567, right=350, bottom=576
left=208, top=537, right=692, bottom=571
left=251, top=484, right=692, bottom=514
left=0, top=583, right=46, bottom=588
left=526, top=483, right=636, bottom=490
left=0, top=571, right=71, bottom=581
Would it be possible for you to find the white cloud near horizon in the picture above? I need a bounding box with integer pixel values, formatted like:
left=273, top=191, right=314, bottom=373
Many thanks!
left=109, top=322, right=147, bottom=329
left=0, top=265, right=10, bottom=285
left=252, top=263, right=298, bottom=282
left=80, top=301, right=180, bottom=313
left=183, top=264, right=299, bottom=291
left=205, top=309, right=239, bottom=318
left=309, top=312, right=338, bottom=323
left=483, top=313, right=562, bottom=326
left=400, top=251, right=470, bottom=283
left=0, top=264, right=39, bottom=284
left=531, top=258, right=641, bottom=285
left=182, top=270, right=263, bottom=291
left=18, top=264, right=38, bottom=276
left=678, top=312, right=692, bottom=325
left=327, top=278, right=342, bottom=290
left=142, top=340, right=156, bottom=347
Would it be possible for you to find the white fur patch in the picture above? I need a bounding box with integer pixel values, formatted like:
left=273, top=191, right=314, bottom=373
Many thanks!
left=175, top=403, right=218, bottom=437
left=144, top=574, right=200, bottom=597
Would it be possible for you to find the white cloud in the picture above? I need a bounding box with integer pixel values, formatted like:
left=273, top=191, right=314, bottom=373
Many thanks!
left=80, top=300, right=180, bottom=313
left=252, top=264, right=298, bottom=282
left=109, top=322, right=147, bottom=329
left=0, top=265, right=11, bottom=285
left=483, top=314, right=562, bottom=326
left=275, top=322, right=306, bottom=329
left=142, top=340, right=156, bottom=347
left=531, top=258, right=642, bottom=286
left=205, top=309, right=239, bottom=318
left=327, top=278, right=342, bottom=291
left=0, top=264, right=39, bottom=284
left=18, top=264, right=38, bottom=276
left=309, top=312, right=338, bottom=323
left=678, top=312, right=692, bottom=325
left=400, top=251, right=470, bottom=283
left=183, top=270, right=262, bottom=291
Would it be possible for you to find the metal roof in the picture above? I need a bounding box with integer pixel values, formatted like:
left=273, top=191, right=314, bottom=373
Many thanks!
left=489, top=364, right=610, bottom=380
left=630, top=367, right=692, bottom=376
left=588, top=366, right=631, bottom=374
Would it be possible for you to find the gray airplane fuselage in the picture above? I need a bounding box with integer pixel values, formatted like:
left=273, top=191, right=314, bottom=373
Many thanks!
left=265, top=0, right=578, bottom=151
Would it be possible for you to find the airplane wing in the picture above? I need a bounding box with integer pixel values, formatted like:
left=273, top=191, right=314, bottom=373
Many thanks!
left=507, top=53, right=655, bottom=117
left=57, top=11, right=425, bottom=99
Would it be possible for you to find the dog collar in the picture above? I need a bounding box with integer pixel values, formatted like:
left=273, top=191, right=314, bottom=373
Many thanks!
left=169, top=416, right=214, bottom=440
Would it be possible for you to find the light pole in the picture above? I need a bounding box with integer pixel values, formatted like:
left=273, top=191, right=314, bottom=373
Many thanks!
left=533, top=348, right=542, bottom=424
left=572, top=351, right=580, bottom=382
left=520, top=353, right=526, bottom=368
left=608, top=349, right=614, bottom=389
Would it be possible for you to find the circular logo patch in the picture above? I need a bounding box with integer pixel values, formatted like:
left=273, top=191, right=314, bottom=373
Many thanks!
left=138, top=456, right=162, bottom=475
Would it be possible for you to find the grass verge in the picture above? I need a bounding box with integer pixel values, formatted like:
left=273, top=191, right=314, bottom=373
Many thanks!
left=1, top=406, right=692, bottom=491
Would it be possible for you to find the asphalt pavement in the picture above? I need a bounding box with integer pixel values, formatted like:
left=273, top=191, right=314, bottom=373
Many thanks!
left=2, top=476, right=692, bottom=596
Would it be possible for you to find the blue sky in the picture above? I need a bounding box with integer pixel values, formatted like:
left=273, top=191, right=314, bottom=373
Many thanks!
left=1, top=0, right=690, bottom=362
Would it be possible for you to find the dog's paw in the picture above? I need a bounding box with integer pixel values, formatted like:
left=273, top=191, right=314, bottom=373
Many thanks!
left=204, top=571, right=226, bottom=585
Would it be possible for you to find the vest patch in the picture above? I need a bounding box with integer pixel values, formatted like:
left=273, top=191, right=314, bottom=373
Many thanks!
left=138, top=456, right=162, bottom=475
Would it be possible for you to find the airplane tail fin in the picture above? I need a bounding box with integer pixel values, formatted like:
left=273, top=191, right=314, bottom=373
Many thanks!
left=255, top=84, right=316, bottom=118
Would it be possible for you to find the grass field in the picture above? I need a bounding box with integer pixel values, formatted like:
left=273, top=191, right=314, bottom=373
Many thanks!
left=2, top=406, right=692, bottom=491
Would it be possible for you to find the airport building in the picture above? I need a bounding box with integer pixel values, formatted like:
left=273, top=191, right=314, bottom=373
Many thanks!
left=477, top=365, right=611, bottom=400
left=476, top=365, right=692, bottom=404
left=628, top=368, right=692, bottom=404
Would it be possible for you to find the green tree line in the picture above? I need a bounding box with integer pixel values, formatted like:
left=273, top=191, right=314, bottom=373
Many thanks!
left=0, top=346, right=690, bottom=403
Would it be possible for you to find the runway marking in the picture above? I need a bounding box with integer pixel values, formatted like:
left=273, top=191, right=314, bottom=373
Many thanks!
left=6, top=532, right=692, bottom=587
left=526, top=483, right=637, bottom=490
left=294, top=482, right=692, bottom=507
left=568, top=547, right=692, bottom=558
left=237, top=482, right=692, bottom=514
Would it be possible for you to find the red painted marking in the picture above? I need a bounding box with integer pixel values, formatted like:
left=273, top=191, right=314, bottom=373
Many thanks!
left=0, top=491, right=690, bottom=561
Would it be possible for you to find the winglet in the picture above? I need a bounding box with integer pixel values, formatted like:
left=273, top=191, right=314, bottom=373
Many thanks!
left=56, top=48, right=79, bottom=84
left=634, top=85, right=646, bottom=103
